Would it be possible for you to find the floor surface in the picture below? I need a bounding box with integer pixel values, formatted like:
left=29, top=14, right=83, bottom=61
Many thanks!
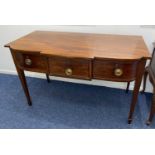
left=0, top=74, right=154, bottom=129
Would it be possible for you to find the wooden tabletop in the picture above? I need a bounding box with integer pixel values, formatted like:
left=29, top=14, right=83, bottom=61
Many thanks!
left=5, top=31, right=151, bottom=60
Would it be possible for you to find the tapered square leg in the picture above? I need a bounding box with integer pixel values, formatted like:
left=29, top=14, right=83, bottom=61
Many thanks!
left=17, top=68, right=32, bottom=106
left=126, top=82, right=130, bottom=93
left=11, top=50, right=32, bottom=106
left=128, top=59, right=146, bottom=124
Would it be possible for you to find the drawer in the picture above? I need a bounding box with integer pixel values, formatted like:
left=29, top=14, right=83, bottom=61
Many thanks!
left=14, top=52, right=48, bottom=73
left=49, top=56, right=92, bottom=80
left=93, top=58, right=139, bottom=82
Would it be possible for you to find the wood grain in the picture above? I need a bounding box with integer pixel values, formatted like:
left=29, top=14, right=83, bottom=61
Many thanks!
left=14, top=51, right=48, bottom=73
left=93, top=58, right=138, bottom=82
left=5, top=31, right=151, bottom=60
left=49, top=56, right=91, bottom=80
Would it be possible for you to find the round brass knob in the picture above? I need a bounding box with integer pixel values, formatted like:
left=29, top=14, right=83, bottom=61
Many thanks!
left=114, top=68, right=123, bottom=77
left=25, top=58, right=32, bottom=66
left=65, top=68, right=72, bottom=76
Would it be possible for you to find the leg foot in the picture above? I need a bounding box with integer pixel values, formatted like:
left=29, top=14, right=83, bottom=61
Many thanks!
left=128, top=118, right=132, bottom=124
left=146, top=120, right=151, bottom=126
left=28, top=100, right=32, bottom=106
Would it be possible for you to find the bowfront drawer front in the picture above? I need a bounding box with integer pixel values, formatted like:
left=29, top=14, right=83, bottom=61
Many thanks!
left=93, top=58, right=139, bottom=82
left=14, top=52, right=48, bottom=73
left=49, top=56, right=92, bottom=80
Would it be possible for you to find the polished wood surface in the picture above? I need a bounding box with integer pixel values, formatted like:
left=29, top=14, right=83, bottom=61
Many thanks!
left=93, top=58, right=138, bottom=82
left=14, top=51, right=48, bottom=73
left=5, top=31, right=150, bottom=60
left=49, top=56, right=92, bottom=80
left=5, top=31, right=151, bottom=124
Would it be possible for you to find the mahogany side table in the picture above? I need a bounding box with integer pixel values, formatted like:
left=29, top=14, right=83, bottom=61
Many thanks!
left=5, top=31, right=151, bottom=123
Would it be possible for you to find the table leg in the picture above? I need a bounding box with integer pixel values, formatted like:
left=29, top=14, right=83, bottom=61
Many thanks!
left=11, top=50, right=32, bottom=106
left=128, top=59, right=146, bottom=124
left=46, top=74, right=50, bottom=83
left=126, top=82, right=130, bottom=93
left=16, top=68, right=32, bottom=106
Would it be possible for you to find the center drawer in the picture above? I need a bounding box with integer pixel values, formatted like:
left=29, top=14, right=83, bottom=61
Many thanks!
left=49, top=56, right=92, bottom=80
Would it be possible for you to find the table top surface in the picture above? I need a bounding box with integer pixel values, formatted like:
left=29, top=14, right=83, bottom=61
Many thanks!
left=5, top=31, right=151, bottom=60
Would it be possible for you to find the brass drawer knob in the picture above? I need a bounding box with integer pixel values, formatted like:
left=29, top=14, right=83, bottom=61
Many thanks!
left=114, top=68, right=123, bottom=77
left=65, top=68, right=72, bottom=76
left=25, top=58, right=32, bottom=66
